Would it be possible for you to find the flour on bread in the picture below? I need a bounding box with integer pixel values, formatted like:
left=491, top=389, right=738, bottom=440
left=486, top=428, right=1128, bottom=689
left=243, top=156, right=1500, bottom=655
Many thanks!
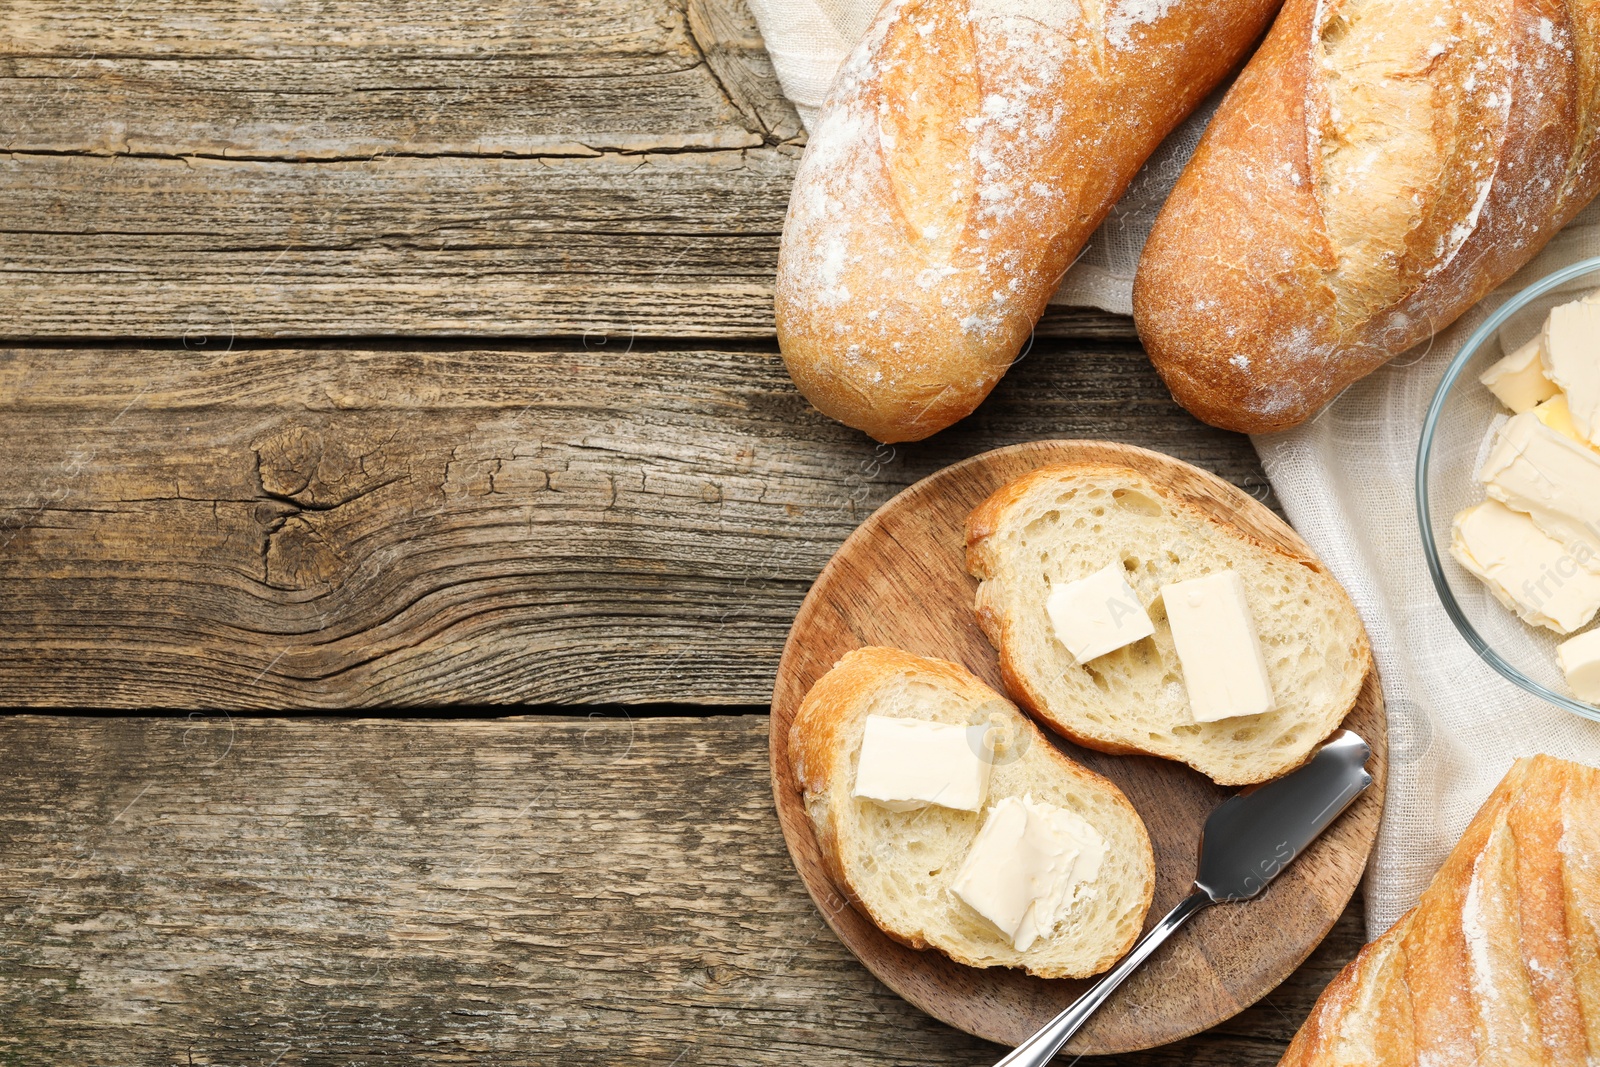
left=1279, top=757, right=1600, bottom=1067
left=1106, top=0, right=1182, bottom=49
left=775, top=0, right=1284, bottom=442
left=1136, top=0, right=1600, bottom=434
left=967, top=0, right=1080, bottom=32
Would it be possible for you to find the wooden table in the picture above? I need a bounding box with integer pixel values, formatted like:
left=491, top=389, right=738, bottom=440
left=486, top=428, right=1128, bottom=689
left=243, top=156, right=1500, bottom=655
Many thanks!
left=0, top=1, right=1361, bottom=1061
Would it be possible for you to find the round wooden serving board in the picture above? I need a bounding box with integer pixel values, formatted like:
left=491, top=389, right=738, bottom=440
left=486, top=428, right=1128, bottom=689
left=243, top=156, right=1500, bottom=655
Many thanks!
left=769, top=440, right=1386, bottom=1055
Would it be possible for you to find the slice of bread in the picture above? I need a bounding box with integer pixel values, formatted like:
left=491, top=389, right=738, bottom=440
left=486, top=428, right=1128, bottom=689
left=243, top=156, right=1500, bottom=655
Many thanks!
left=788, top=646, right=1154, bottom=979
left=966, top=463, right=1371, bottom=786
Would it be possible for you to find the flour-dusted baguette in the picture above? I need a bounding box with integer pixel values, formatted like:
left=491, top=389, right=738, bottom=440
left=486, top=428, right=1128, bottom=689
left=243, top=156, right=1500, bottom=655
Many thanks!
left=788, top=646, right=1154, bottom=978
left=774, top=0, right=1287, bottom=444
left=1134, top=0, right=1600, bottom=434
left=1279, top=754, right=1600, bottom=1067
left=966, top=462, right=1371, bottom=785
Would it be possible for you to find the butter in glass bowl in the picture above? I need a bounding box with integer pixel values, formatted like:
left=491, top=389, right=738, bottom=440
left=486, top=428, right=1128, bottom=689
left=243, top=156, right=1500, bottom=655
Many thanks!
left=1418, top=256, right=1600, bottom=719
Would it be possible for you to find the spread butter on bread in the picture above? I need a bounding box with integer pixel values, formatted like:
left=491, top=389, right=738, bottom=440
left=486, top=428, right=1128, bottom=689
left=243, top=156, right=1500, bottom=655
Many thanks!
left=788, top=646, right=1154, bottom=978
left=966, top=462, right=1371, bottom=785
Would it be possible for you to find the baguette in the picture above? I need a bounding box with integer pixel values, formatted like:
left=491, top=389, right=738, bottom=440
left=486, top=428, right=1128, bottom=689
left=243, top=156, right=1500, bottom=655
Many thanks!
left=966, top=462, right=1371, bottom=785
left=774, top=0, right=1286, bottom=444
left=1279, top=754, right=1600, bottom=1067
left=1134, top=0, right=1600, bottom=433
left=787, top=646, right=1154, bottom=978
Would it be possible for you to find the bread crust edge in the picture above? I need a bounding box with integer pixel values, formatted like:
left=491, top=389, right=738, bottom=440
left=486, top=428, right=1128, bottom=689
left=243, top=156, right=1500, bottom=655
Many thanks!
left=786, top=645, right=1156, bottom=979
left=965, top=461, right=1374, bottom=786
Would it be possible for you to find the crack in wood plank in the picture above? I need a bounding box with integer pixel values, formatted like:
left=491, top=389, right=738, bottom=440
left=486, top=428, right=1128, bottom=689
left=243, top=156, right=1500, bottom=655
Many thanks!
left=2, top=141, right=771, bottom=162
left=0, top=339, right=1271, bottom=707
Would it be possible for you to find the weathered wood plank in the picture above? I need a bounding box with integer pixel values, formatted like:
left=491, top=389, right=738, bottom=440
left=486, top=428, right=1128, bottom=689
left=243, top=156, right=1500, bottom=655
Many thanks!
left=687, top=0, right=806, bottom=145
left=2, top=11, right=772, bottom=157
left=0, top=339, right=1270, bottom=708
left=4, top=0, right=695, bottom=57
left=0, top=714, right=1356, bottom=1065
left=0, top=149, right=795, bottom=339
left=0, top=0, right=1132, bottom=340
left=4, top=0, right=803, bottom=155
left=0, top=0, right=790, bottom=339
left=2, top=55, right=768, bottom=156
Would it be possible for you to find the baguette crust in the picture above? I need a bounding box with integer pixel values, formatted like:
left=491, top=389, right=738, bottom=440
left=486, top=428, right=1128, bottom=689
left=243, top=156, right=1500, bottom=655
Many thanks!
left=966, top=461, right=1372, bottom=784
left=775, top=0, right=1286, bottom=443
left=1135, top=0, right=1600, bottom=433
left=788, top=646, right=1155, bottom=978
left=1279, top=755, right=1600, bottom=1067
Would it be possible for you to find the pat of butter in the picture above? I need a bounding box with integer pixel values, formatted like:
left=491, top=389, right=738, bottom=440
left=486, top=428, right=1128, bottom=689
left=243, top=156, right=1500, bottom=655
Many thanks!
left=1557, top=629, right=1600, bottom=703
left=1533, top=393, right=1585, bottom=444
left=852, top=715, right=992, bottom=813
left=1451, top=500, right=1600, bottom=633
left=1479, top=411, right=1600, bottom=573
left=1045, top=563, right=1155, bottom=662
left=1481, top=337, right=1558, bottom=414
left=1542, top=299, right=1600, bottom=444
left=951, top=795, right=1104, bottom=952
left=1161, top=570, right=1275, bottom=722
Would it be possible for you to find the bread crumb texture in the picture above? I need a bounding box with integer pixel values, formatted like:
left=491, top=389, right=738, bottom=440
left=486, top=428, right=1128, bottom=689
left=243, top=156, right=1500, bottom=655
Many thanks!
left=789, top=647, right=1155, bottom=978
left=967, top=464, right=1370, bottom=784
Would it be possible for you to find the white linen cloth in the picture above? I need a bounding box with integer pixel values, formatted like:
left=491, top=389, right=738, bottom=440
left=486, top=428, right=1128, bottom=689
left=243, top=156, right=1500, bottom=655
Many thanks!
left=746, top=0, right=1600, bottom=937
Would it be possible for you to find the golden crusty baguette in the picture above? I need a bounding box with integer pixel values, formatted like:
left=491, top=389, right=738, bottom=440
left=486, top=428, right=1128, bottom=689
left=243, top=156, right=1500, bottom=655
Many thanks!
left=774, top=0, right=1286, bottom=444
left=1278, top=754, right=1600, bottom=1067
left=1135, top=0, right=1600, bottom=434
left=787, top=646, right=1154, bottom=978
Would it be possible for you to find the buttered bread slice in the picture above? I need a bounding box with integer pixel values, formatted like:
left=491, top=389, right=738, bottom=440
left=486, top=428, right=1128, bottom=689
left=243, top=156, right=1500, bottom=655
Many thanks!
left=788, top=646, right=1153, bottom=979
left=967, top=463, right=1370, bottom=786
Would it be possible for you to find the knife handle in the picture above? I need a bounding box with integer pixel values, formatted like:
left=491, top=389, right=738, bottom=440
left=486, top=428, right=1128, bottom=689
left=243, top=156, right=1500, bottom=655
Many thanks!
left=993, top=889, right=1213, bottom=1067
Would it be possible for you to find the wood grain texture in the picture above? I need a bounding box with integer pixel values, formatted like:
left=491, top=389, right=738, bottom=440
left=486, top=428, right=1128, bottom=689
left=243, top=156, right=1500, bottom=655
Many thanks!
left=0, top=714, right=1363, bottom=1066
left=771, top=441, right=1384, bottom=1055
left=0, top=339, right=1271, bottom=708
left=0, top=0, right=1131, bottom=341
left=3, top=0, right=781, bottom=156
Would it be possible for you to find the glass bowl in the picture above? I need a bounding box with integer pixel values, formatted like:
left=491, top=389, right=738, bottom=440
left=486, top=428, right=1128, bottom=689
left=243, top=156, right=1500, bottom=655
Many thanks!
left=1417, top=255, right=1600, bottom=722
